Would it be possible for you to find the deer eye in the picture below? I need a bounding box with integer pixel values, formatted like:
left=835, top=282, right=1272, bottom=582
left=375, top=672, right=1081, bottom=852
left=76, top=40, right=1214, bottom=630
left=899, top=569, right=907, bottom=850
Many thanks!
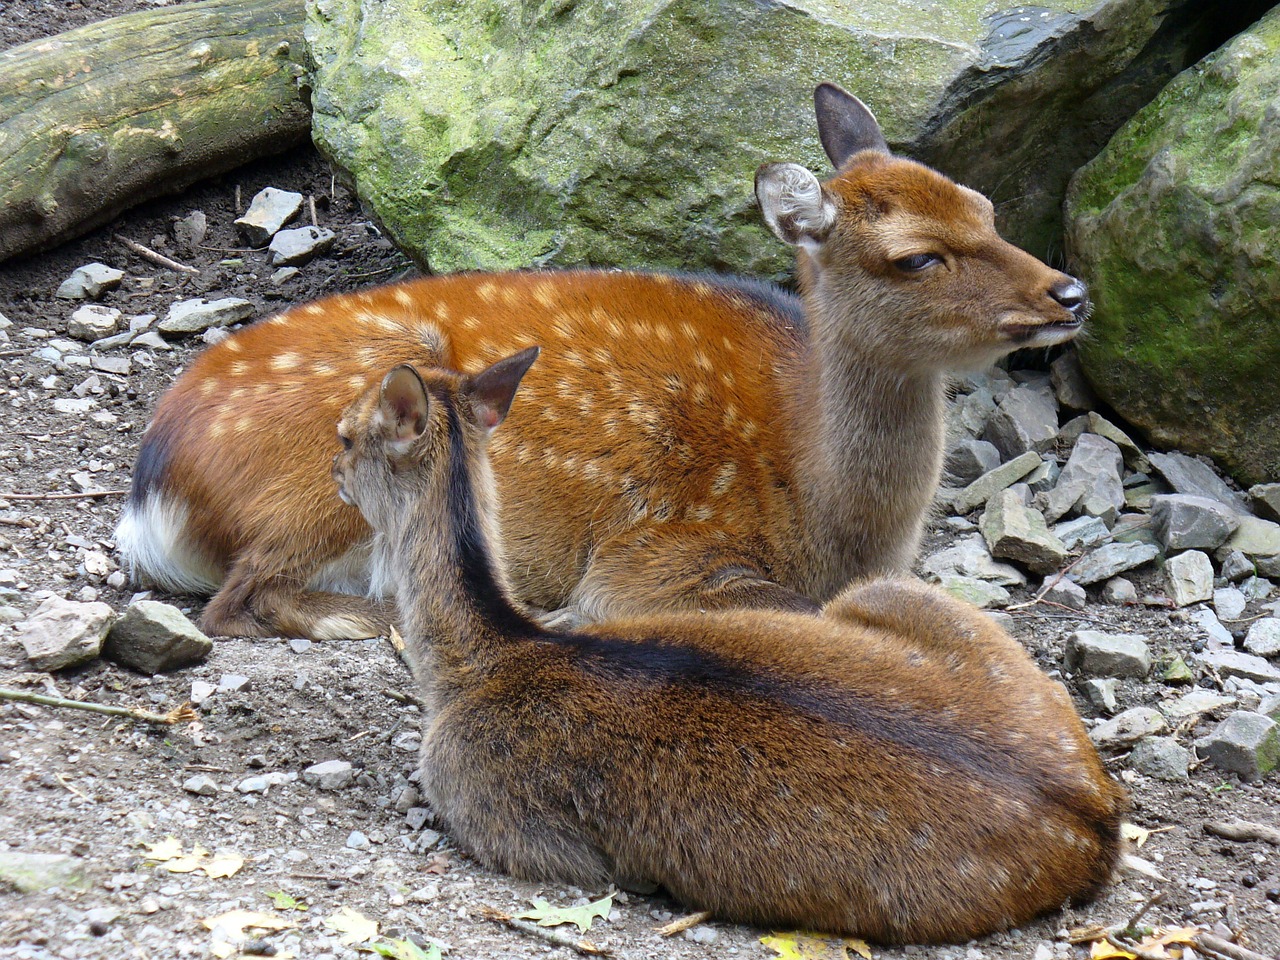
left=338, top=434, right=353, bottom=451
left=893, top=253, right=942, bottom=272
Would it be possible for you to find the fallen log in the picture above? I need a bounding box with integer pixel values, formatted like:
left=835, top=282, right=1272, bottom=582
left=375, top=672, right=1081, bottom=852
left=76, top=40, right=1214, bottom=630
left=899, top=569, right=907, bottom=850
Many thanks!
left=0, top=0, right=310, bottom=263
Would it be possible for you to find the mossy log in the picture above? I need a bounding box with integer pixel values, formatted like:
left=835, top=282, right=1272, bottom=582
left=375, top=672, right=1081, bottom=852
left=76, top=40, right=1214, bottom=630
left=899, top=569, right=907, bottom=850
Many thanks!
left=0, top=0, right=310, bottom=263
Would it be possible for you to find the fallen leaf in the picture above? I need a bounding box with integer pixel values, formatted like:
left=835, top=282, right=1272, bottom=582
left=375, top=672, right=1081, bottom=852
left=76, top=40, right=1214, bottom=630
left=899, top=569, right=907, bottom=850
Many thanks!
left=371, top=938, right=442, bottom=960
left=201, top=910, right=297, bottom=935
left=202, top=851, right=244, bottom=879
left=761, top=930, right=872, bottom=959
left=1118, top=852, right=1168, bottom=883
left=324, top=906, right=379, bottom=946
left=266, top=891, right=309, bottom=912
left=140, top=836, right=184, bottom=862
left=516, top=893, right=614, bottom=934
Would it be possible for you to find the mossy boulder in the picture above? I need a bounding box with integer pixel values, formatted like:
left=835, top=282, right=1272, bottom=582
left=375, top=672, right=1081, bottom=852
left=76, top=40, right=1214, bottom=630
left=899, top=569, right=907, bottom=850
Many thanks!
left=305, top=0, right=1243, bottom=275
left=1067, top=6, right=1280, bottom=485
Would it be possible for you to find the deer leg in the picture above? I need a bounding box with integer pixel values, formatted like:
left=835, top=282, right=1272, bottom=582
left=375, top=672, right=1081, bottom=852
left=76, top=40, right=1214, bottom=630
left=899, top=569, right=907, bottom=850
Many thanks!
left=200, top=562, right=394, bottom=640
left=553, top=523, right=819, bottom=624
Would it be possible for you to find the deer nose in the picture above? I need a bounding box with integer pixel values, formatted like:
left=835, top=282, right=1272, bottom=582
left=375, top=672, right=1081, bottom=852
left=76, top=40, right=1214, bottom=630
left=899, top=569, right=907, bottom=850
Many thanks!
left=1049, top=277, right=1089, bottom=316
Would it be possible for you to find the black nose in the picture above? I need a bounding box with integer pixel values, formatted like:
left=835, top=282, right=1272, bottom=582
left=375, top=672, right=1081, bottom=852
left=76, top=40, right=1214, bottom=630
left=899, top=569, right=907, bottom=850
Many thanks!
left=1049, top=277, right=1088, bottom=316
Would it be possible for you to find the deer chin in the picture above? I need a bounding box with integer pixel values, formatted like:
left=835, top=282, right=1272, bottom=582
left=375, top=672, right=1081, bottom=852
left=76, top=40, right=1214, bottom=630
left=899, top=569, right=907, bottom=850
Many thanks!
left=997, top=315, right=1084, bottom=349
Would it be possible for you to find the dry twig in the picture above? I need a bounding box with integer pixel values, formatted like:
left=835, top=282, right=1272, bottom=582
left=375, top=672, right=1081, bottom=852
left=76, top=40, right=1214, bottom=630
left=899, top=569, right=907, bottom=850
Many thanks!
left=0, top=688, right=196, bottom=725
left=655, top=911, right=712, bottom=937
left=1204, top=819, right=1280, bottom=846
left=114, top=234, right=200, bottom=274
left=0, top=489, right=127, bottom=501
left=1194, top=932, right=1276, bottom=960
left=478, top=905, right=611, bottom=956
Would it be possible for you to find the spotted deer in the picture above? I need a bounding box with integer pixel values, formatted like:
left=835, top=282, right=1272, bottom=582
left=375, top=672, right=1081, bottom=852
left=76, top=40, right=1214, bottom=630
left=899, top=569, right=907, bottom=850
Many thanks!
left=117, top=83, right=1087, bottom=639
left=331, top=351, right=1124, bottom=944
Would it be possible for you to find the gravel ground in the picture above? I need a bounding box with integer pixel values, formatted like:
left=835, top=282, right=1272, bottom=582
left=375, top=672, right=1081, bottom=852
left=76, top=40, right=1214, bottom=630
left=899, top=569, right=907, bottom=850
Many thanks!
left=2, top=5, right=1279, bottom=960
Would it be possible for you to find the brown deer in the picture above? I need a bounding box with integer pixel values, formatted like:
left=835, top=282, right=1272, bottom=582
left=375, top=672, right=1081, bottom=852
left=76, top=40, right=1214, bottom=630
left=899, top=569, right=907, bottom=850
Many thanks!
left=117, top=83, right=1087, bottom=639
left=331, top=350, right=1124, bottom=945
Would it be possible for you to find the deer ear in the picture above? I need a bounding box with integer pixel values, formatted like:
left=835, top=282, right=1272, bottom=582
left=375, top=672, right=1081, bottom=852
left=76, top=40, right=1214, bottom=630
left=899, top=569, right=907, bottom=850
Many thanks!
left=755, top=162, right=838, bottom=250
left=378, top=365, right=429, bottom=454
left=814, top=83, right=889, bottom=168
left=465, top=346, right=540, bottom=433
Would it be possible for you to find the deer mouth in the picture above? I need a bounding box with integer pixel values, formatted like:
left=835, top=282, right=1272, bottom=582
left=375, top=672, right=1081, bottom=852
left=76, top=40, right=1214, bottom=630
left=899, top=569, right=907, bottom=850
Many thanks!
left=1001, top=317, right=1084, bottom=346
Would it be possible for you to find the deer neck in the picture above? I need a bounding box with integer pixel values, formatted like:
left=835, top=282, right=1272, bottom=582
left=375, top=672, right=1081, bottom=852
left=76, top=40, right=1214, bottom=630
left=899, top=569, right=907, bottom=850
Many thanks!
left=792, top=264, right=946, bottom=595
left=382, top=433, right=531, bottom=710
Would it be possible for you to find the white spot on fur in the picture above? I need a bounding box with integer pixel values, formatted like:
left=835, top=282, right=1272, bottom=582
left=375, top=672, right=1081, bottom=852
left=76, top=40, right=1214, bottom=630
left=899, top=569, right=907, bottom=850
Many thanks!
left=270, top=352, right=301, bottom=372
left=393, top=289, right=414, bottom=307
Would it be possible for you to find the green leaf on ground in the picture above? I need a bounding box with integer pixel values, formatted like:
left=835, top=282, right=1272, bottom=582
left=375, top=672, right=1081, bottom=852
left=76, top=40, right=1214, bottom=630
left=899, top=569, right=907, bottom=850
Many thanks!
left=516, top=893, right=614, bottom=933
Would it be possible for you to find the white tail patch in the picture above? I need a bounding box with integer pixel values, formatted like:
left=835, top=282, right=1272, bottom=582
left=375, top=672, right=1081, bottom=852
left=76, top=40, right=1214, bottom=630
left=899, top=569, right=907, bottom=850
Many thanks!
left=114, top=495, right=222, bottom=594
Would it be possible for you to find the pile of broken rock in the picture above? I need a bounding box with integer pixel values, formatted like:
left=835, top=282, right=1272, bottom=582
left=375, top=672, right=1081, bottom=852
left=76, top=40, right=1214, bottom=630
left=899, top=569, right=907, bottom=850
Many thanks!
left=928, top=353, right=1280, bottom=783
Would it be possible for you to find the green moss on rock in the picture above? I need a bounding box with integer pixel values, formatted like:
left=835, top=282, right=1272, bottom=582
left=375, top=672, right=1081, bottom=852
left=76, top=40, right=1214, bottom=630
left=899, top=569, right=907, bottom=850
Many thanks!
left=1067, top=6, right=1280, bottom=485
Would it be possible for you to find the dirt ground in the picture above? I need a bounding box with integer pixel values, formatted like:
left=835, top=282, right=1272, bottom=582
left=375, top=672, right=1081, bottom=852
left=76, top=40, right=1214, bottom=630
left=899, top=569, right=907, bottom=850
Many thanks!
left=1, top=5, right=1278, bottom=960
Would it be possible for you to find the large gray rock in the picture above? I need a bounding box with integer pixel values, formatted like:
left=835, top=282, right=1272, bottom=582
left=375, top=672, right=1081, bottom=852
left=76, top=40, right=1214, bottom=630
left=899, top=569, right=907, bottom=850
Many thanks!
left=983, top=382, right=1059, bottom=460
left=1068, top=7, right=1280, bottom=487
left=945, top=437, right=1002, bottom=486
left=1163, top=550, right=1214, bottom=607
left=949, top=451, right=1042, bottom=516
left=1065, top=630, right=1151, bottom=678
left=1129, top=736, right=1190, bottom=781
left=1150, top=494, right=1241, bottom=551
left=1091, top=707, right=1168, bottom=747
left=235, top=187, right=303, bottom=245
left=0, top=852, right=89, bottom=893
left=16, top=595, right=115, bottom=671
left=306, top=0, right=1246, bottom=275
left=920, top=537, right=1026, bottom=587
left=103, top=600, right=212, bottom=674
left=1244, top=618, right=1280, bottom=657
left=1044, top=434, right=1125, bottom=525
left=1195, top=711, right=1279, bottom=781
left=1195, top=649, right=1280, bottom=684
left=158, top=297, right=254, bottom=335
left=979, top=489, right=1069, bottom=575
left=1066, top=541, right=1159, bottom=586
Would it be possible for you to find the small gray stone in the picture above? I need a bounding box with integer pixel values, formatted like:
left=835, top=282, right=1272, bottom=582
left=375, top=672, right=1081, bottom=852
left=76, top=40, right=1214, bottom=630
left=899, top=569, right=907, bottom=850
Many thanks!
left=1213, top=587, right=1247, bottom=623
left=1038, top=575, right=1086, bottom=611
left=950, top=451, right=1043, bottom=515
left=158, top=297, right=255, bottom=335
left=1080, top=678, right=1118, bottom=713
left=271, top=266, right=300, bottom=285
left=1195, top=649, right=1280, bottom=683
left=303, top=760, right=355, bottom=791
left=172, top=210, right=208, bottom=249
left=104, top=600, right=212, bottom=675
left=979, top=490, right=1069, bottom=575
left=237, top=776, right=272, bottom=794
left=1253, top=553, right=1280, bottom=579
left=1259, top=693, right=1280, bottom=721
left=1249, top=483, right=1280, bottom=524
left=982, top=382, right=1060, bottom=460
left=1023, top=459, right=1060, bottom=495
left=288, top=638, right=312, bottom=654
left=1162, top=690, right=1235, bottom=720
left=235, top=187, right=303, bottom=245
left=57, top=263, right=124, bottom=301
left=1148, top=452, right=1250, bottom=515
left=920, top=537, right=1026, bottom=587
left=405, top=807, right=432, bottom=831
left=955, top=387, right=997, bottom=437
left=1190, top=607, right=1235, bottom=648
left=53, top=396, right=96, bottom=416
left=1101, top=577, right=1138, bottom=604
left=87, top=330, right=136, bottom=351
left=268, top=226, right=336, bottom=267
left=1151, top=495, right=1241, bottom=552
left=1090, top=707, right=1168, bottom=747
left=346, top=830, right=372, bottom=850
left=90, top=354, right=132, bottom=375
left=1195, top=711, right=1279, bottom=781
left=190, top=680, right=217, bottom=704
left=1049, top=351, right=1096, bottom=412
left=937, top=575, right=1009, bottom=609
left=1164, top=550, right=1214, bottom=607
left=130, top=331, right=171, bottom=350
left=0, top=852, right=88, bottom=893
left=182, top=774, right=219, bottom=796
left=1241, top=576, right=1275, bottom=601
left=1066, top=542, right=1159, bottom=586
left=1220, top=516, right=1280, bottom=561
left=1128, top=737, right=1190, bottom=781
left=392, top=731, right=422, bottom=752
left=946, top=437, right=1002, bottom=486
left=218, top=674, right=251, bottom=693
left=684, top=926, right=719, bottom=945
left=1054, top=515, right=1111, bottom=552
left=1044, top=434, right=1125, bottom=525
left=1244, top=619, right=1280, bottom=657
left=393, top=784, right=420, bottom=812
left=17, top=595, right=115, bottom=671
left=1065, top=630, right=1151, bottom=678
left=67, top=304, right=122, bottom=342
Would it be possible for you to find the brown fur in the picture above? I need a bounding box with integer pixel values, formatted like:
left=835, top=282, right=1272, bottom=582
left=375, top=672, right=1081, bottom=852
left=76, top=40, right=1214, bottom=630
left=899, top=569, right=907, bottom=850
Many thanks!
left=332, top=354, right=1125, bottom=945
left=117, top=84, right=1087, bottom=639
